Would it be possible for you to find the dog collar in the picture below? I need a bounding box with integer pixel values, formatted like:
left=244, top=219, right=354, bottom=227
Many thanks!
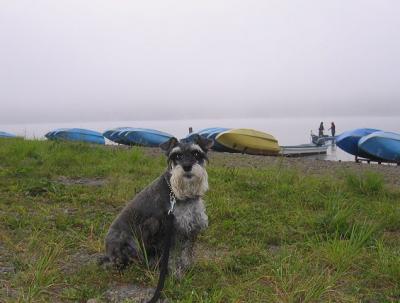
left=168, top=192, right=176, bottom=215
left=164, top=176, right=176, bottom=214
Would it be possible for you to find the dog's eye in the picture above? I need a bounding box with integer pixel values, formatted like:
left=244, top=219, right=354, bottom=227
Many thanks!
left=192, top=151, right=202, bottom=160
left=173, top=153, right=183, bottom=161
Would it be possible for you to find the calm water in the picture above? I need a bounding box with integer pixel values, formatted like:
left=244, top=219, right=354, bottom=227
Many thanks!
left=1, top=116, right=399, bottom=162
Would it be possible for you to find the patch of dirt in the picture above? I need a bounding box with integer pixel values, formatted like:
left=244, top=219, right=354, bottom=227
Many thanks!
left=0, top=266, right=15, bottom=274
left=0, top=243, right=17, bottom=299
left=0, top=283, right=18, bottom=301
left=267, top=244, right=281, bottom=255
left=0, top=243, right=14, bottom=276
left=209, top=151, right=400, bottom=186
left=61, top=250, right=103, bottom=275
left=195, top=243, right=230, bottom=262
left=382, top=231, right=400, bottom=246
left=104, top=283, right=168, bottom=303
left=56, top=176, right=107, bottom=186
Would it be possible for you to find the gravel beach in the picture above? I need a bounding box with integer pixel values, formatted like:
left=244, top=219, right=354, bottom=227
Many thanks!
left=142, top=147, right=400, bottom=187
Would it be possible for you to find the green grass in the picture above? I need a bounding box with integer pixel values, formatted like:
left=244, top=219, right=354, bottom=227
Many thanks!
left=0, top=138, right=399, bottom=302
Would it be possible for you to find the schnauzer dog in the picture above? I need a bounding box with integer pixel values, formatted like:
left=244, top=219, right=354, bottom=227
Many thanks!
left=103, top=135, right=213, bottom=277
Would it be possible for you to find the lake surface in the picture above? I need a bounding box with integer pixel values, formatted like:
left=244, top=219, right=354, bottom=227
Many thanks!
left=1, top=116, right=399, bottom=162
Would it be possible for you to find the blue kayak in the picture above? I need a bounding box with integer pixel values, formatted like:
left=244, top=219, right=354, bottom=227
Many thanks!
left=46, top=128, right=105, bottom=145
left=358, top=131, right=400, bottom=162
left=122, top=128, right=173, bottom=147
left=0, top=131, right=16, bottom=138
left=103, top=127, right=135, bottom=144
left=113, top=128, right=147, bottom=145
left=182, top=127, right=227, bottom=143
left=103, top=127, right=130, bottom=140
left=45, top=128, right=70, bottom=140
left=336, top=128, right=380, bottom=157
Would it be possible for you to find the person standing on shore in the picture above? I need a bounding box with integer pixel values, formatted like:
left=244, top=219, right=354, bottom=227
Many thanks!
left=329, top=122, right=336, bottom=137
left=318, top=122, right=324, bottom=136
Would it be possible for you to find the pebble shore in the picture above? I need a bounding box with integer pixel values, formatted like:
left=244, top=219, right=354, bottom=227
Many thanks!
left=142, top=147, right=400, bottom=187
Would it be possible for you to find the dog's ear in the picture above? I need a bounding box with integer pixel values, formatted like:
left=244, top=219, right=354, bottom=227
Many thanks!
left=159, top=137, right=179, bottom=154
left=193, top=134, right=213, bottom=151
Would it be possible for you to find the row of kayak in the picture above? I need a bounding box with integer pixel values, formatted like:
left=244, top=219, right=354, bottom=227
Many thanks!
left=103, top=127, right=328, bottom=156
left=104, top=127, right=282, bottom=155
left=336, top=128, right=400, bottom=162
left=103, top=127, right=173, bottom=147
left=5, top=127, right=399, bottom=162
left=2, top=127, right=329, bottom=157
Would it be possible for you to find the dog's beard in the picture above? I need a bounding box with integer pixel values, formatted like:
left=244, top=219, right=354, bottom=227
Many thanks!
left=170, top=163, right=208, bottom=200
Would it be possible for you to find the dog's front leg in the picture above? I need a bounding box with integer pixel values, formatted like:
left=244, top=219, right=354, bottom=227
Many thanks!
left=168, top=236, right=195, bottom=279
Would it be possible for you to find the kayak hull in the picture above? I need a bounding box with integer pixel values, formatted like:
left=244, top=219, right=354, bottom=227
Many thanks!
left=46, top=128, right=105, bottom=145
left=336, top=128, right=380, bottom=157
left=216, top=128, right=280, bottom=155
left=358, top=131, right=400, bottom=162
left=182, top=127, right=227, bottom=143
left=122, top=128, right=173, bottom=147
left=207, top=129, right=238, bottom=153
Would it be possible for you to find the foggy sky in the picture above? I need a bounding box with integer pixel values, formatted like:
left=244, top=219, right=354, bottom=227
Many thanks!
left=1, top=0, right=400, bottom=124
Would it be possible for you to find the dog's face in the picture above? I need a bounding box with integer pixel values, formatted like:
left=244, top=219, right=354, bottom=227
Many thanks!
left=160, top=135, right=213, bottom=200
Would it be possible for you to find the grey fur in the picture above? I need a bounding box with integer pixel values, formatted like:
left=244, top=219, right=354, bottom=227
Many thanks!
left=102, top=136, right=212, bottom=277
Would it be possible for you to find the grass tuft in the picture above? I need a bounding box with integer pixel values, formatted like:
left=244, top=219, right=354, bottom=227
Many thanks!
left=345, top=171, right=384, bottom=195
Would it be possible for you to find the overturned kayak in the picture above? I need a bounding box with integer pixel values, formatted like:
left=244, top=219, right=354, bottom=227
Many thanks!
left=336, top=128, right=380, bottom=157
left=182, top=127, right=226, bottom=143
left=181, top=127, right=236, bottom=152
left=216, top=128, right=280, bottom=155
left=358, top=131, right=400, bottom=162
left=206, top=128, right=238, bottom=153
left=103, top=127, right=136, bottom=144
left=45, top=128, right=105, bottom=145
left=122, top=128, right=173, bottom=147
left=0, top=131, right=16, bottom=138
left=103, top=127, right=130, bottom=140
left=45, top=128, right=70, bottom=140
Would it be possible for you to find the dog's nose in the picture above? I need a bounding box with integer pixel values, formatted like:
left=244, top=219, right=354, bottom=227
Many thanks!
left=182, top=165, right=192, bottom=172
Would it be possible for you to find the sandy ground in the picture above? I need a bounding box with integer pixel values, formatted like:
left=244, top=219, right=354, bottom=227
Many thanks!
left=141, top=147, right=400, bottom=188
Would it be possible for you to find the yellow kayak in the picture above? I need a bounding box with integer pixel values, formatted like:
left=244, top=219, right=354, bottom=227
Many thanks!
left=215, top=128, right=280, bottom=155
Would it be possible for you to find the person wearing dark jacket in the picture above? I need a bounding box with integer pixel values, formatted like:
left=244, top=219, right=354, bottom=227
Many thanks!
left=318, top=122, right=324, bottom=136
left=329, top=122, right=336, bottom=137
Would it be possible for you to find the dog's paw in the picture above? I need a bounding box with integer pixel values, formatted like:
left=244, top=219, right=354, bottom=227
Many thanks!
left=97, top=254, right=114, bottom=270
left=97, top=254, right=110, bottom=265
left=105, top=231, right=139, bottom=270
left=108, top=242, right=138, bottom=269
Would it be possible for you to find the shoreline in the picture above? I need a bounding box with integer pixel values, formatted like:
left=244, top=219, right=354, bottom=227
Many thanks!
left=141, top=146, right=400, bottom=187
